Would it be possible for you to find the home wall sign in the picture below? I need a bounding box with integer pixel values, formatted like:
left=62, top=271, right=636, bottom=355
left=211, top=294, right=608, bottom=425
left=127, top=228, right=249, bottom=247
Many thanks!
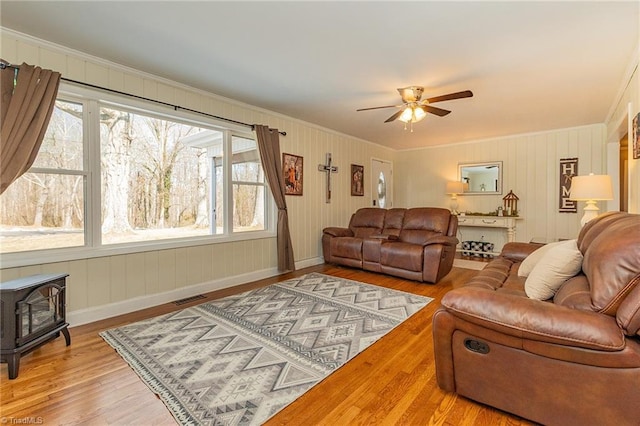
left=559, top=157, right=578, bottom=213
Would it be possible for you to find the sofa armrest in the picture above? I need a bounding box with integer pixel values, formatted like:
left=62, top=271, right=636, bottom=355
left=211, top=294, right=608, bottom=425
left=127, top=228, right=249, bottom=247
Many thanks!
left=500, top=242, right=544, bottom=262
left=441, top=286, right=625, bottom=351
left=422, top=235, right=459, bottom=247
left=323, top=227, right=353, bottom=238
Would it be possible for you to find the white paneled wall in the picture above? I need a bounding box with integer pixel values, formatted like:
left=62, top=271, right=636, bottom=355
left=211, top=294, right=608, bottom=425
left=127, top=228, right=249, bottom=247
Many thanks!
left=0, top=29, right=394, bottom=323
left=395, top=124, right=608, bottom=247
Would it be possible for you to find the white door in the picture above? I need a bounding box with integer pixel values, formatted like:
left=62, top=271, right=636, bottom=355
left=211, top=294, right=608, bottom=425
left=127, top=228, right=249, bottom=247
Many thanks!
left=371, top=159, right=393, bottom=208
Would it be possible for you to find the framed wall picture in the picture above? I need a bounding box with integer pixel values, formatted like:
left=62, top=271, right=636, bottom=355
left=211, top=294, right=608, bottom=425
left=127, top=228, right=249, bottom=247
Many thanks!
left=633, top=112, right=640, bottom=159
left=283, top=153, right=303, bottom=195
left=351, top=164, right=364, bottom=196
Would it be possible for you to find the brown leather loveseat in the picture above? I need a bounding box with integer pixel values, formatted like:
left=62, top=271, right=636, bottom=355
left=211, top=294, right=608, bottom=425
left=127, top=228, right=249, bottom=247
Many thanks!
left=322, top=207, right=458, bottom=283
left=433, top=212, right=640, bottom=425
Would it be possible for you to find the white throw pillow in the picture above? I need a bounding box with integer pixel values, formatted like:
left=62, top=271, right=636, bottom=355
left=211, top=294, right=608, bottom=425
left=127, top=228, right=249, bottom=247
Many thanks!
left=524, top=240, right=583, bottom=300
left=518, top=240, right=569, bottom=277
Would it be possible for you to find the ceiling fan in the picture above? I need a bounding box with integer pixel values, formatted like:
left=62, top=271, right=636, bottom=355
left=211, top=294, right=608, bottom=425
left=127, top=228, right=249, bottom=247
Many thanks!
left=356, top=87, right=473, bottom=128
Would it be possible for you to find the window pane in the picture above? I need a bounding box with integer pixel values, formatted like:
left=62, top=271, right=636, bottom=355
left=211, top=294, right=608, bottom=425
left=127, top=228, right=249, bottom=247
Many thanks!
left=32, top=100, right=83, bottom=170
left=233, top=184, right=265, bottom=232
left=214, top=159, right=224, bottom=232
left=231, top=135, right=265, bottom=232
left=232, top=136, right=263, bottom=183
left=99, top=106, right=217, bottom=244
left=0, top=173, right=85, bottom=253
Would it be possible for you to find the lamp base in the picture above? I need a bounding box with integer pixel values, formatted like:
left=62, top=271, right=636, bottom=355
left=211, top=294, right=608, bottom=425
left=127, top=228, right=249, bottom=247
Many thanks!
left=450, top=195, right=459, bottom=216
left=580, top=200, right=599, bottom=227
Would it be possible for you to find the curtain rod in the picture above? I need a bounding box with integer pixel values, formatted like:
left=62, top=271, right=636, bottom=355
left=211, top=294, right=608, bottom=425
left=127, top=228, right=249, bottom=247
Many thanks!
left=0, top=61, right=286, bottom=136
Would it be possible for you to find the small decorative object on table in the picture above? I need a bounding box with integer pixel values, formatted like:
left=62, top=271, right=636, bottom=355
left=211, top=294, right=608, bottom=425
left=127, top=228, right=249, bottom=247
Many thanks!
left=503, top=190, right=519, bottom=216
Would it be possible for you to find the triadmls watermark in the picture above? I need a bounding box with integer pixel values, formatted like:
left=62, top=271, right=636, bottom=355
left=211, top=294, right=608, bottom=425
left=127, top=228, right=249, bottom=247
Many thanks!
left=0, top=417, right=44, bottom=425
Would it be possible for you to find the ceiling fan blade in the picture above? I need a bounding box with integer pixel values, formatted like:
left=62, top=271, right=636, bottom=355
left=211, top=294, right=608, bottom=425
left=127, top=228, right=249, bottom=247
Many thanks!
left=384, top=110, right=404, bottom=123
left=356, top=105, right=400, bottom=111
left=421, top=105, right=451, bottom=117
left=426, top=90, right=473, bottom=104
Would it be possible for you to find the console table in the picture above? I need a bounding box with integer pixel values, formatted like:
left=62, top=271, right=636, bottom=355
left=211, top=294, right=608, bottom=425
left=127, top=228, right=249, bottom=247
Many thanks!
left=456, top=215, right=523, bottom=256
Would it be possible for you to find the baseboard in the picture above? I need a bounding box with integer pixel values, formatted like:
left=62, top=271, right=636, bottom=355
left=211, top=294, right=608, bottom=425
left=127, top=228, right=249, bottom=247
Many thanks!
left=453, top=258, right=487, bottom=271
left=67, top=256, right=326, bottom=327
left=294, top=256, right=325, bottom=270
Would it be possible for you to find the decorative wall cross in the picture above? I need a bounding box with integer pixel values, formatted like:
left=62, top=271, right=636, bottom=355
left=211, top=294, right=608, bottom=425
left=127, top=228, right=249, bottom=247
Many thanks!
left=318, top=152, right=339, bottom=203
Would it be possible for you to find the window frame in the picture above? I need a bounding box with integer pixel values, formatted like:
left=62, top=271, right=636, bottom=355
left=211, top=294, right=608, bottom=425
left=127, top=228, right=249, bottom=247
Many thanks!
left=0, top=83, right=275, bottom=269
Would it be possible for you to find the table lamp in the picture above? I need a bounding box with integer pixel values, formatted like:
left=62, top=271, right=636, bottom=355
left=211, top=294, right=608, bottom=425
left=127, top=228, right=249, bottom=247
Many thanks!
left=569, top=173, right=613, bottom=227
left=446, top=181, right=465, bottom=215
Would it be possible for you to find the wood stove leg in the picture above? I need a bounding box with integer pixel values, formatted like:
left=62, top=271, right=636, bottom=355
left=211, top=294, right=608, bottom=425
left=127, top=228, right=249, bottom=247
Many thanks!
left=62, top=326, right=71, bottom=346
left=7, top=354, right=19, bottom=380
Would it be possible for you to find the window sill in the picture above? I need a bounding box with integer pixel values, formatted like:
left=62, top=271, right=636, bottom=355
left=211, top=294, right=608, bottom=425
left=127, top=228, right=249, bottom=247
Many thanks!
left=0, top=230, right=276, bottom=269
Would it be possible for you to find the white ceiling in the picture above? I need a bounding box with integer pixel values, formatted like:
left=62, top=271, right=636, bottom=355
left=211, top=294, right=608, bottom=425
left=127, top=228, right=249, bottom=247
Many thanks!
left=1, top=1, right=638, bottom=150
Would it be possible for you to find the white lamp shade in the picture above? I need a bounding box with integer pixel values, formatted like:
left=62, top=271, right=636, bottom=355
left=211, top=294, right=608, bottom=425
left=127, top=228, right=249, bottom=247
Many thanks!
left=569, top=174, right=613, bottom=201
left=446, top=181, right=465, bottom=195
left=399, top=106, right=428, bottom=124
left=399, top=107, right=413, bottom=123
left=413, top=107, right=426, bottom=121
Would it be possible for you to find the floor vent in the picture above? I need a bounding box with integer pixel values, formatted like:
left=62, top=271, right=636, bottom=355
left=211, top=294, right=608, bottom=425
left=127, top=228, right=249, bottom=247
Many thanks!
left=173, top=294, right=206, bottom=306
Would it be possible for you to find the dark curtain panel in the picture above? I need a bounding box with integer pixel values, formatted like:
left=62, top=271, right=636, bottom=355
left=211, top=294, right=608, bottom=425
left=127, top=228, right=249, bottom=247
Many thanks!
left=254, top=125, right=295, bottom=272
left=0, top=61, right=61, bottom=194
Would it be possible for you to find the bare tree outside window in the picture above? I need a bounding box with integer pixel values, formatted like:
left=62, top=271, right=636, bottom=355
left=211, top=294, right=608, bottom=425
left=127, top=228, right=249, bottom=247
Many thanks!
left=99, top=106, right=212, bottom=245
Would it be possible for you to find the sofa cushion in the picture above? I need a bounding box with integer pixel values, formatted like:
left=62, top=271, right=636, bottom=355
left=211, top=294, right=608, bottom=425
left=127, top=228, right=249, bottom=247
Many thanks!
left=525, top=239, right=583, bottom=300
left=330, top=237, right=363, bottom=260
left=382, top=208, right=405, bottom=238
left=518, top=240, right=570, bottom=277
left=554, top=274, right=593, bottom=311
left=399, top=208, right=450, bottom=245
left=580, top=213, right=640, bottom=315
left=349, top=208, right=386, bottom=238
left=380, top=241, right=423, bottom=272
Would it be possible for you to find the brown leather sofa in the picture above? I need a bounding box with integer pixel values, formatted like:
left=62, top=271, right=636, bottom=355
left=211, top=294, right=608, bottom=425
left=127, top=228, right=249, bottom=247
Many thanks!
left=322, top=207, right=458, bottom=283
left=433, top=212, right=640, bottom=425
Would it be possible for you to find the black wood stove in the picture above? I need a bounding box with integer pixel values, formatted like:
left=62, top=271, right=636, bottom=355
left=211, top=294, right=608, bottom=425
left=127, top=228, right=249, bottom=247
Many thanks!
left=1, top=273, right=70, bottom=379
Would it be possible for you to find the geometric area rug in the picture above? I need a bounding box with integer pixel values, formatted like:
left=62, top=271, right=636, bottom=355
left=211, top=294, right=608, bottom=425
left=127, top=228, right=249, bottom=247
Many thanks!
left=100, top=272, right=432, bottom=425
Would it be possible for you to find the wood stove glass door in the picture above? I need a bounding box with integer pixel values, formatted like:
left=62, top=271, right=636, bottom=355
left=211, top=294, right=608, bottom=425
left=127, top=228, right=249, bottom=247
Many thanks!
left=16, top=284, right=64, bottom=346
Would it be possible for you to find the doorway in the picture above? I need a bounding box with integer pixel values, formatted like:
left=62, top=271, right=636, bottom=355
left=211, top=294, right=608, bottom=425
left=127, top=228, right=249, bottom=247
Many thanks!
left=371, top=159, right=393, bottom=208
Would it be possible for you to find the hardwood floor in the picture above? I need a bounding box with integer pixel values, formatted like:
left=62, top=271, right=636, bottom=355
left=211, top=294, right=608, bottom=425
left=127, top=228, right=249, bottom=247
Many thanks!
left=0, top=264, right=532, bottom=425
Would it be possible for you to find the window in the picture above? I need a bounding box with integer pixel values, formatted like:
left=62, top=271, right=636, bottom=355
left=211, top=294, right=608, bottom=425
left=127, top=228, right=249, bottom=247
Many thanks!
left=98, top=104, right=216, bottom=245
left=0, top=85, right=272, bottom=261
left=0, top=100, right=86, bottom=253
left=232, top=136, right=265, bottom=233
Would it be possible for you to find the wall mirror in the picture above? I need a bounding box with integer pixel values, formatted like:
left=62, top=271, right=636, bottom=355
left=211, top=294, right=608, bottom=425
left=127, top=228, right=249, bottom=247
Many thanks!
left=458, top=161, right=503, bottom=195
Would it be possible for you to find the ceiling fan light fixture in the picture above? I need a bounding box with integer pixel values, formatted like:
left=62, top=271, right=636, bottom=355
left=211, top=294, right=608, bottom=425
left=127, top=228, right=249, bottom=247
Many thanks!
left=399, top=106, right=414, bottom=123
left=414, top=106, right=427, bottom=121
left=398, top=105, right=427, bottom=123
left=357, top=87, right=472, bottom=127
